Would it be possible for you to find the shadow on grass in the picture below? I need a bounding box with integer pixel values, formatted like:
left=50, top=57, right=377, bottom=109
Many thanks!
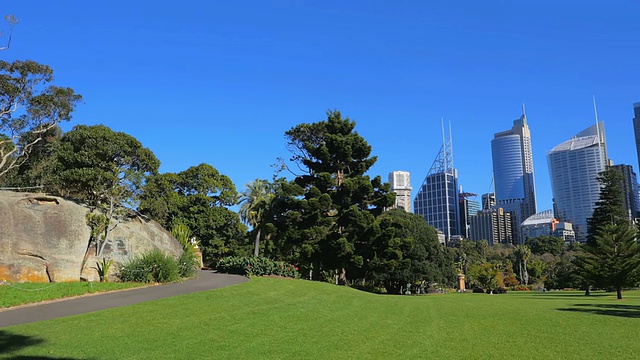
left=557, top=303, right=640, bottom=318
left=522, top=293, right=610, bottom=300
left=0, top=330, right=86, bottom=359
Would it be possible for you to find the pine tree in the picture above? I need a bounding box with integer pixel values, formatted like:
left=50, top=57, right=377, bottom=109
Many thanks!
left=282, top=110, right=395, bottom=284
left=575, top=224, right=640, bottom=299
left=586, top=167, right=627, bottom=245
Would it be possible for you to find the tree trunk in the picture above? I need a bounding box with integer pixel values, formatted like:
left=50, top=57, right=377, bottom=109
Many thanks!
left=519, top=263, right=523, bottom=285
left=311, top=261, right=321, bottom=281
left=617, top=286, right=623, bottom=300
left=337, top=267, right=347, bottom=286
left=584, top=285, right=591, bottom=296
left=253, top=228, right=261, bottom=257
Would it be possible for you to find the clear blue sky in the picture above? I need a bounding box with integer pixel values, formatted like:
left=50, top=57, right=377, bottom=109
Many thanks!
left=3, top=1, right=639, bottom=212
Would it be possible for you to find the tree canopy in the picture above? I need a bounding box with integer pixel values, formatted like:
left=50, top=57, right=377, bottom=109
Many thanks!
left=586, top=166, right=627, bottom=244
left=575, top=224, right=640, bottom=299
left=139, top=163, right=246, bottom=262
left=0, top=60, right=81, bottom=178
left=279, top=110, right=396, bottom=284
left=56, top=124, right=160, bottom=256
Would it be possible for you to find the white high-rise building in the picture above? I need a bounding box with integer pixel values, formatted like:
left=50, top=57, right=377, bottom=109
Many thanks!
left=388, top=171, right=412, bottom=212
left=491, top=110, right=537, bottom=244
left=547, top=122, right=607, bottom=242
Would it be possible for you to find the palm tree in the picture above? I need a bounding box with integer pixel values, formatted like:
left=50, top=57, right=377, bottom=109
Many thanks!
left=514, top=245, right=531, bottom=285
left=239, top=179, right=273, bottom=257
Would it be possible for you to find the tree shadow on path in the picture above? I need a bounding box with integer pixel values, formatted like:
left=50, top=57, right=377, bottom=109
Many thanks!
left=0, top=330, right=86, bottom=359
left=557, top=303, right=640, bottom=319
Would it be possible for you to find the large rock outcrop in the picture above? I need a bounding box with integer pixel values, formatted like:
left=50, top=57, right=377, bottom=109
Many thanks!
left=0, top=191, right=182, bottom=282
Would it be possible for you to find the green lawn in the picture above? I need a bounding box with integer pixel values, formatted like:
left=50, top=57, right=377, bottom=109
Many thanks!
left=1, top=278, right=639, bottom=359
left=0, top=281, right=146, bottom=308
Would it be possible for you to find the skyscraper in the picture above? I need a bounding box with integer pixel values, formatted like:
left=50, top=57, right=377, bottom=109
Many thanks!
left=547, top=122, right=607, bottom=242
left=612, top=164, right=639, bottom=220
left=458, top=189, right=479, bottom=239
left=388, top=171, right=412, bottom=212
left=469, top=208, right=514, bottom=246
left=481, top=193, right=495, bottom=210
left=491, top=110, right=537, bottom=244
left=633, top=103, right=640, bottom=173
left=414, top=128, right=460, bottom=241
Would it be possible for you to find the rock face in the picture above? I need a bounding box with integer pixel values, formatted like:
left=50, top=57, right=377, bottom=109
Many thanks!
left=0, top=191, right=182, bottom=282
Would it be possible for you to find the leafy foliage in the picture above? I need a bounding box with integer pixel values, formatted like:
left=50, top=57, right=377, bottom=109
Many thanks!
left=274, top=110, right=395, bottom=284
left=94, top=258, right=114, bottom=283
left=56, top=124, right=159, bottom=257
left=139, top=164, right=247, bottom=263
left=586, top=166, right=627, bottom=245
left=467, top=262, right=504, bottom=292
left=172, top=224, right=200, bottom=278
left=525, top=235, right=565, bottom=256
left=574, top=224, right=640, bottom=299
left=0, top=60, right=81, bottom=177
left=239, top=179, right=274, bottom=257
left=118, top=249, right=180, bottom=283
left=364, top=209, right=455, bottom=293
left=215, top=256, right=299, bottom=278
left=513, top=245, right=531, bottom=285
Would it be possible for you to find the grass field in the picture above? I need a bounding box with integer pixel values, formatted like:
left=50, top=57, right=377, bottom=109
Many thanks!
left=1, top=278, right=639, bottom=359
left=0, top=281, right=146, bottom=308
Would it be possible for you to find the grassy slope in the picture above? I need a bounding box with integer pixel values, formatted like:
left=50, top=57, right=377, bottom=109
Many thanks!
left=2, top=278, right=639, bottom=359
left=0, top=282, right=145, bottom=308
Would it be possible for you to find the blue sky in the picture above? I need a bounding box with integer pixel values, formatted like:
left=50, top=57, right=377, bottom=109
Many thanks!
left=3, top=1, right=639, bottom=212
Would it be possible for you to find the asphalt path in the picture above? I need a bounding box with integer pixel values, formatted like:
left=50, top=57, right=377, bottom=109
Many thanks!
left=0, top=271, right=248, bottom=328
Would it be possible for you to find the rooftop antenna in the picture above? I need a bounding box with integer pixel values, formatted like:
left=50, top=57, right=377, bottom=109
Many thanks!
left=441, top=117, right=446, bottom=151
left=449, top=120, right=454, bottom=170
left=593, top=95, right=601, bottom=141
left=592, top=95, right=606, bottom=167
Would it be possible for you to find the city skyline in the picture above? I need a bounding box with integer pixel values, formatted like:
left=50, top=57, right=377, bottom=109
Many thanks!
left=2, top=2, right=638, bottom=212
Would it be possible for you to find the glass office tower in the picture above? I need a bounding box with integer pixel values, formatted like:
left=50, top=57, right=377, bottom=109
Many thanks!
left=414, top=128, right=460, bottom=242
left=547, top=122, right=607, bottom=242
left=491, top=111, right=537, bottom=244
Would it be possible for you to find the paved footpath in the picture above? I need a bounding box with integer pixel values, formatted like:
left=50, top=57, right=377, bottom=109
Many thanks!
left=0, top=271, right=248, bottom=328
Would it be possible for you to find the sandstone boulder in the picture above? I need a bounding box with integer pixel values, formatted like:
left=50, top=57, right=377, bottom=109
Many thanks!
left=0, top=191, right=182, bottom=282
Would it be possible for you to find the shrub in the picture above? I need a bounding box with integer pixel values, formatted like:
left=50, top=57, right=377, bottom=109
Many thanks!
left=172, top=224, right=200, bottom=278
left=119, top=249, right=180, bottom=283
left=472, top=288, right=485, bottom=293
left=216, top=256, right=299, bottom=278
left=178, top=250, right=199, bottom=278
left=511, top=285, right=531, bottom=291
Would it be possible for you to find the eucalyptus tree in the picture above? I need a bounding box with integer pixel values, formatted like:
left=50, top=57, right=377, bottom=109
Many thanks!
left=0, top=60, right=81, bottom=178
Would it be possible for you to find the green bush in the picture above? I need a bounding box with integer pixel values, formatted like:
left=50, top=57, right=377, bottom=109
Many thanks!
left=178, top=249, right=199, bottom=278
left=216, top=256, right=299, bottom=278
left=118, top=249, right=180, bottom=283
left=172, top=223, right=200, bottom=278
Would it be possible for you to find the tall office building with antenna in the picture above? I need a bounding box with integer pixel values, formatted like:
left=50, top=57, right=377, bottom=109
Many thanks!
left=414, top=122, right=461, bottom=242
left=547, top=121, right=608, bottom=243
left=490, top=108, right=537, bottom=244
